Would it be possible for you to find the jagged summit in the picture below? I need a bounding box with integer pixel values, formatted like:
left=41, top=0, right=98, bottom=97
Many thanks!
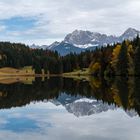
left=31, top=28, right=140, bottom=55
left=120, top=27, right=140, bottom=41
left=64, top=30, right=96, bottom=45
left=124, top=27, right=139, bottom=34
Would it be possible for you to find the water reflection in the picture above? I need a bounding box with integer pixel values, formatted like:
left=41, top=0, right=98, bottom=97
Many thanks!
left=0, top=77, right=139, bottom=139
left=0, top=77, right=139, bottom=116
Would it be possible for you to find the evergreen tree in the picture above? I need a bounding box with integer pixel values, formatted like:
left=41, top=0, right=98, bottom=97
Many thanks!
left=134, top=46, right=140, bottom=76
left=117, top=41, right=128, bottom=76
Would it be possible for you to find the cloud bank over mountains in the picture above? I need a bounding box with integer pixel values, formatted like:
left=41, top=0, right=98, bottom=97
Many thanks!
left=0, top=0, right=139, bottom=45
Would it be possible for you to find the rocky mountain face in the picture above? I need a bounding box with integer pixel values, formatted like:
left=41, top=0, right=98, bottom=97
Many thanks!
left=64, top=30, right=118, bottom=47
left=31, top=28, right=140, bottom=55
left=119, top=28, right=140, bottom=41
left=64, top=28, right=140, bottom=47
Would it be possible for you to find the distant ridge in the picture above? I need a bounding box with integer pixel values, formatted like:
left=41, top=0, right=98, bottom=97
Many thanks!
left=32, top=28, right=140, bottom=55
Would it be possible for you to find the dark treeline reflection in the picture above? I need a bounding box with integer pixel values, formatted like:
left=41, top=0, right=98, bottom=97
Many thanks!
left=0, top=77, right=92, bottom=109
left=0, top=77, right=140, bottom=116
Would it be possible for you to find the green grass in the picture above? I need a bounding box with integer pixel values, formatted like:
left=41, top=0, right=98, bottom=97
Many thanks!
left=62, top=68, right=90, bottom=80
left=63, top=68, right=89, bottom=76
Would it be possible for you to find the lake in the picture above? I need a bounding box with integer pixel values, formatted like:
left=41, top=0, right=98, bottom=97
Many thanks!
left=0, top=77, right=139, bottom=140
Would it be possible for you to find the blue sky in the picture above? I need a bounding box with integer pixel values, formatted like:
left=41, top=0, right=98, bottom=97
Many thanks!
left=0, top=0, right=139, bottom=45
left=1, top=17, right=36, bottom=31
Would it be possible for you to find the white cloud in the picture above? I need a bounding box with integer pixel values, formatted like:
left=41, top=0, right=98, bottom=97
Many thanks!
left=0, top=0, right=139, bottom=45
left=0, top=102, right=139, bottom=140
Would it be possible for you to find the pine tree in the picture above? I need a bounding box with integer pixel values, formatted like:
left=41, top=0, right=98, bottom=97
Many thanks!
left=117, top=41, right=128, bottom=76
left=134, top=46, right=140, bottom=76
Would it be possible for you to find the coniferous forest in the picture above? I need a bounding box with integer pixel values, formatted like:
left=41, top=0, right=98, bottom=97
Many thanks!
left=0, top=36, right=140, bottom=76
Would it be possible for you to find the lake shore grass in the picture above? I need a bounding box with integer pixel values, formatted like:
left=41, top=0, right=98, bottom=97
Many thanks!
left=0, top=67, right=91, bottom=83
left=62, top=68, right=90, bottom=76
left=62, top=68, right=90, bottom=80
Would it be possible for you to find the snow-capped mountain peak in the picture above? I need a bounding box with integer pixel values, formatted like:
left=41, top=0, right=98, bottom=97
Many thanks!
left=31, top=28, right=140, bottom=55
left=64, top=30, right=96, bottom=45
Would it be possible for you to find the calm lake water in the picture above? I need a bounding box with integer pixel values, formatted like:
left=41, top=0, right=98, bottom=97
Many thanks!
left=0, top=77, right=139, bottom=140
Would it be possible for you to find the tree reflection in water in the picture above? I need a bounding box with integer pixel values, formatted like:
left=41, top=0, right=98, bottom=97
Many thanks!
left=0, top=76, right=139, bottom=116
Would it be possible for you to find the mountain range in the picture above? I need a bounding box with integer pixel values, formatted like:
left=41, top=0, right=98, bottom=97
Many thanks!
left=31, top=28, right=140, bottom=55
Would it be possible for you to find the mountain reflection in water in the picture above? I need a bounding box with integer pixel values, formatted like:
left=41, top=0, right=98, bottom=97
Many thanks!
left=0, top=77, right=139, bottom=140
left=0, top=77, right=139, bottom=117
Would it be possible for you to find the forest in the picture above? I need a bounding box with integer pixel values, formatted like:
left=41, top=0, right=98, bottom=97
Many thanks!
left=0, top=36, right=140, bottom=76
left=0, top=42, right=93, bottom=74
left=89, top=36, right=140, bottom=76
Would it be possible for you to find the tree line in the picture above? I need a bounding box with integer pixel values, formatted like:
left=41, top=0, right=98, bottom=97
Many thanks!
left=0, top=42, right=94, bottom=74
left=89, top=36, right=140, bottom=76
left=0, top=36, right=140, bottom=75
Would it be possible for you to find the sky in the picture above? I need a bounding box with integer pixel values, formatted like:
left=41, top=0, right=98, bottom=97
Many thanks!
left=0, top=0, right=140, bottom=45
